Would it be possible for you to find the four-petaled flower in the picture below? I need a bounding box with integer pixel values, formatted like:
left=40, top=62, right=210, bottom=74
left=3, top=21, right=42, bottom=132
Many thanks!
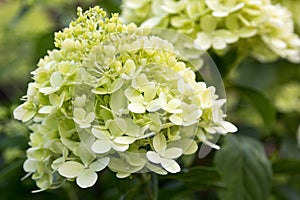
left=146, top=133, right=183, bottom=173
left=58, top=158, right=110, bottom=188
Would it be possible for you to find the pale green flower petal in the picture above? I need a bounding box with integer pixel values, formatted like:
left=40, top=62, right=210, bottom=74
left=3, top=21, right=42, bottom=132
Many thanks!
left=165, top=99, right=182, bottom=113
left=212, top=37, right=227, bottom=50
left=125, top=0, right=148, bottom=9
left=221, top=121, right=238, bottom=133
left=211, top=10, right=228, bottom=17
left=141, top=16, right=167, bottom=27
left=182, top=140, right=198, bottom=155
left=86, top=112, right=96, bottom=123
left=128, top=102, right=146, bottom=113
left=58, top=161, right=85, bottom=178
left=116, top=172, right=131, bottom=178
left=238, top=28, right=257, bottom=38
left=108, top=157, right=143, bottom=175
left=58, top=61, right=77, bottom=76
left=38, top=106, right=55, bottom=114
left=13, top=104, right=36, bottom=122
left=76, top=169, right=98, bottom=188
left=200, top=15, right=217, bottom=32
left=161, top=158, right=180, bottom=173
left=146, top=151, right=161, bottom=164
left=89, top=157, right=110, bottom=172
left=91, top=128, right=109, bottom=140
left=73, top=108, right=95, bottom=128
left=124, top=59, right=136, bottom=75
left=23, top=159, right=39, bottom=172
left=142, top=82, right=157, bottom=102
left=205, top=0, right=245, bottom=17
left=163, top=147, right=183, bottom=159
left=50, top=72, right=63, bottom=88
left=124, top=153, right=146, bottom=166
left=73, top=107, right=86, bottom=120
left=91, top=140, right=112, bottom=154
left=111, top=78, right=125, bottom=93
left=146, top=163, right=168, bottom=175
left=170, top=16, right=192, bottom=28
left=161, top=0, right=186, bottom=14
left=49, top=92, right=65, bottom=108
left=114, top=136, right=137, bottom=145
left=169, top=114, right=183, bottom=126
left=182, top=106, right=202, bottom=126
left=106, top=120, right=124, bottom=137
left=153, top=133, right=167, bottom=153
left=77, top=143, right=95, bottom=166
left=110, top=89, right=128, bottom=116
left=114, top=117, right=128, bottom=132
left=194, top=33, right=212, bottom=50
left=74, top=95, right=86, bottom=107
left=125, top=88, right=144, bottom=103
left=39, top=87, right=58, bottom=95
left=146, top=99, right=164, bottom=112
left=111, top=142, right=129, bottom=152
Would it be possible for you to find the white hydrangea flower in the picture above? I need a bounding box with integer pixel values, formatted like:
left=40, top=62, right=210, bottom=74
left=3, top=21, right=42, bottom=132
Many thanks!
left=146, top=133, right=183, bottom=173
left=122, top=0, right=300, bottom=63
left=58, top=158, right=109, bottom=188
left=14, top=7, right=237, bottom=191
left=205, top=0, right=245, bottom=17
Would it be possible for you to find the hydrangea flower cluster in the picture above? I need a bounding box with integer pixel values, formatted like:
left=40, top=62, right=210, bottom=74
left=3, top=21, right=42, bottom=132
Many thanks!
left=14, top=6, right=236, bottom=191
left=122, top=0, right=300, bottom=63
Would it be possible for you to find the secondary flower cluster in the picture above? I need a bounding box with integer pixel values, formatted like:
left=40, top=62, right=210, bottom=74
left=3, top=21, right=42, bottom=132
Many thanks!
left=14, top=6, right=236, bottom=191
left=122, top=0, right=300, bottom=63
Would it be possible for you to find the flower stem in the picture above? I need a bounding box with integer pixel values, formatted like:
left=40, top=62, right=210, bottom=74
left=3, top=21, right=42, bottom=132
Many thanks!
left=141, top=173, right=158, bottom=200
left=64, top=183, right=79, bottom=200
left=226, top=53, right=247, bottom=81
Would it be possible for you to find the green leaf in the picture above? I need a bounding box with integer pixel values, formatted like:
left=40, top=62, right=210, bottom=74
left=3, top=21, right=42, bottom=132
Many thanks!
left=99, top=0, right=122, bottom=14
left=158, top=167, right=223, bottom=199
left=162, top=166, right=223, bottom=188
left=0, top=159, right=24, bottom=183
left=214, top=135, right=272, bottom=200
left=236, top=86, right=276, bottom=130
left=272, top=159, right=300, bottom=175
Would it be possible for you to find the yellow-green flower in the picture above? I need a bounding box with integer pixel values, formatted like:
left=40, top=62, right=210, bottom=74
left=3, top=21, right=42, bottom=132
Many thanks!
left=122, top=0, right=300, bottom=63
left=14, top=6, right=236, bottom=191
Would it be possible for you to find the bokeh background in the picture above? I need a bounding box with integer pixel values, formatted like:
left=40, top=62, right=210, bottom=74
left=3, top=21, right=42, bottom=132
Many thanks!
left=0, top=0, right=299, bottom=199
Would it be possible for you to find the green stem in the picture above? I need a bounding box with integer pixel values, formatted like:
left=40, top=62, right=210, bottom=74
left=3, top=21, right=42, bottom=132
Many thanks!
left=64, top=183, right=79, bottom=200
left=225, top=54, right=247, bottom=81
left=141, top=173, right=158, bottom=200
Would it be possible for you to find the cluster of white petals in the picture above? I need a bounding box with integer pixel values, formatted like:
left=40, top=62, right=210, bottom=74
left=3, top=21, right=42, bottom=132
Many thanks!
left=14, top=7, right=236, bottom=191
left=122, top=0, right=300, bottom=63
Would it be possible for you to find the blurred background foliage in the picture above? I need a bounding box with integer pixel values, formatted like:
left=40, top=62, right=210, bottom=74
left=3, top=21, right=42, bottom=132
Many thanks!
left=0, top=0, right=299, bottom=199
